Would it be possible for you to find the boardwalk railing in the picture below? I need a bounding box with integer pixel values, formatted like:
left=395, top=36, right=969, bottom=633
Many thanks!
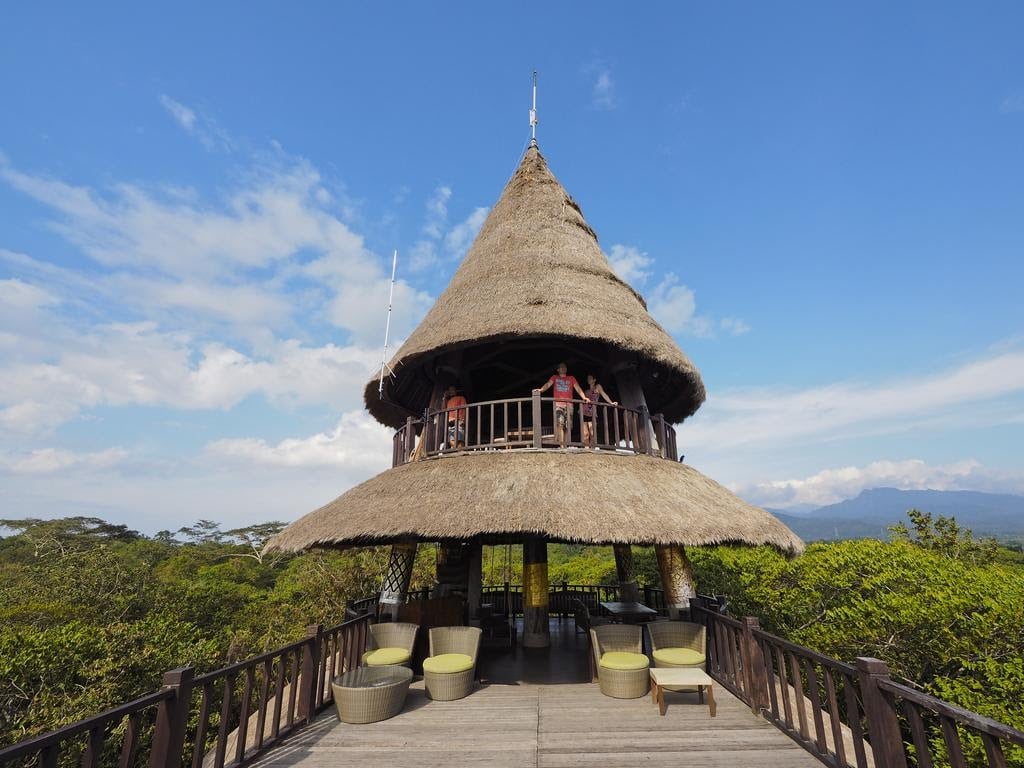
left=392, top=392, right=679, bottom=467
left=694, top=599, right=1024, bottom=768
left=0, top=614, right=373, bottom=768
left=479, top=582, right=669, bottom=619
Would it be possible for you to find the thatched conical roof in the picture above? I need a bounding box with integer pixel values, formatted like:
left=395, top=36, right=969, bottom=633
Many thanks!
left=265, top=451, right=804, bottom=554
left=365, top=144, right=706, bottom=428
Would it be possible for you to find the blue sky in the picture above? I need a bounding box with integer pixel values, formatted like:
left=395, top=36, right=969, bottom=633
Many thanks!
left=2, top=3, right=1023, bottom=531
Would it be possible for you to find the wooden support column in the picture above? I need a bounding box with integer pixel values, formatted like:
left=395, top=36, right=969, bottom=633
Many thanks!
left=379, top=539, right=417, bottom=621
left=467, top=542, right=482, bottom=626
left=522, top=537, right=550, bottom=648
left=612, top=543, right=641, bottom=602
left=655, top=543, right=697, bottom=620
left=613, top=364, right=657, bottom=452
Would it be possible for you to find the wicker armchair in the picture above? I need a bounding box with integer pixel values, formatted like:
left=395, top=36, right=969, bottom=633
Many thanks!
left=590, top=624, right=649, bottom=699
left=647, top=621, right=706, bottom=669
left=423, top=626, right=481, bottom=701
left=362, top=622, right=418, bottom=667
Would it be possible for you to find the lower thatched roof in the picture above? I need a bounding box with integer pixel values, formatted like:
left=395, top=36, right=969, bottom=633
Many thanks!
left=265, top=451, right=804, bottom=554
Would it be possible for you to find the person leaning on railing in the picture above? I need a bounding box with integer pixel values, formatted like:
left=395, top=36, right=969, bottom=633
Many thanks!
left=443, top=384, right=468, bottom=449
left=581, top=373, right=617, bottom=449
left=533, top=362, right=588, bottom=447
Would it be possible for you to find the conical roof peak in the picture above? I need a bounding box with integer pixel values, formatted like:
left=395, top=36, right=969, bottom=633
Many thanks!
left=365, top=145, right=705, bottom=427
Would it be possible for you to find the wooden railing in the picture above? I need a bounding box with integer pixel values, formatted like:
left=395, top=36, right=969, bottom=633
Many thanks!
left=479, top=582, right=669, bottom=618
left=0, top=614, right=373, bottom=768
left=392, top=392, right=679, bottom=467
left=694, top=599, right=1024, bottom=768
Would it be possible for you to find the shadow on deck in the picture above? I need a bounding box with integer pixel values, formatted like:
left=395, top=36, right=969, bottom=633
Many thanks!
left=249, top=620, right=822, bottom=768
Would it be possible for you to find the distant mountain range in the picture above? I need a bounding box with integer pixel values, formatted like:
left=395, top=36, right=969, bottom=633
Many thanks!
left=767, top=488, right=1024, bottom=542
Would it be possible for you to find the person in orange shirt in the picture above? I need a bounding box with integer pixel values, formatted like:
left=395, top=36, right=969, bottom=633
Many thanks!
left=443, top=384, right=468, bottom=449
left=533, top=362, right=588, bottom=447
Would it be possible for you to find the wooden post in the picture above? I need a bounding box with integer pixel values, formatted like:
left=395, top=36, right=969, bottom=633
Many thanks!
left=856, top=657, right=909, bottom=768
left=404, top=416, right=415, bottom=462
left=379, top=540, right=418, bottom=620
left=655, top=544, right=697, bottom=620
left=467, top=542, right=482, bottom=626
left=522, top=537, right=550, bottom=648
left=654, top=414, right=669, bottom=459
left=297, top=624, right=322, bottom=723
left=149, top=667, right=194, bottom=768
left=742, top=617, right=770, bottom=715
left=532, top=389, right=543, bottom=448
left=612, top=544, right=641, bottom=602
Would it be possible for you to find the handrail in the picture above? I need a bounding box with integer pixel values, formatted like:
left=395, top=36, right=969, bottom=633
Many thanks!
left=0, top=613, right=374, bottom=768
left=695, top=600, right=1024, bottom=768
left=392, top=391, right=679, bottom=467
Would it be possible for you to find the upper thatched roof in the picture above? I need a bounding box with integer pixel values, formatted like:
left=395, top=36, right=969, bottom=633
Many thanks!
left=265, top=451, right=804, bottom=555
left=365, top=144, right=706, bottom=428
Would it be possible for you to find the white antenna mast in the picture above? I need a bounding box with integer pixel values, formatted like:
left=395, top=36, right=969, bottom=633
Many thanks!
left=378, top=249, right=398, bottom=396
left=529, top=70, right=538, bottom=144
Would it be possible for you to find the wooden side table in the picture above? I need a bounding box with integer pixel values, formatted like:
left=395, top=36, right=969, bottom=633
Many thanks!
left=649, top=667, right=716, bottom=717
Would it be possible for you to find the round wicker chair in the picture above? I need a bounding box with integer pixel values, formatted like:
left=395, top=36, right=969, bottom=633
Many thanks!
left=423, top=626, right=482, bottom=701
left=362, top=621, right=419, bottom=667
left=647, top=621, right=706, bottom=669
left=590, top=624, right=650, bottom=699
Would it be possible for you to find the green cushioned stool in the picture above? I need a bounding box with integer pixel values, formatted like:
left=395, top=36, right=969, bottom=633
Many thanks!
left=600, top=651, right=650, bottom=671
left=422, top=652, right=474, bottom=674
left=652, top=648, right=705, bottom=667
left=361, top=647, right=413, bottom=667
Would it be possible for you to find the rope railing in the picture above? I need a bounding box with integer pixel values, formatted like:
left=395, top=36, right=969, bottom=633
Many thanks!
left=392, top=391, right=679, bottom=467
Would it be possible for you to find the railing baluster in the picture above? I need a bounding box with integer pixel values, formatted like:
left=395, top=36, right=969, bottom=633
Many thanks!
left=939, top=716, right=968, bottom=768
left=234, top=666, right=255, bottom=764
left=80, top=725, right=103, bottom=768
left=286, top=653, right=299, bottom=728
left=213, top=673, right=236, bottom=768
left=788, top=652, right=809, bottom=740
left=903, top=700, right=933, bottom=768
left=804, top=659, right=828, bottom=753
left=119, top=711, right=141, bottom=768
left=255, top=659, right=271, bottom=751
left=841, top=671, right=868, bottom=768
left=271, top=656, right=285, bottom=740
left=763, top=638, right=780, bottom=722
left=776, top=645, right=794, bottom=729
left=823, top=667, right=847, bottom=767
left=982, top=732, right=1008, bottom=768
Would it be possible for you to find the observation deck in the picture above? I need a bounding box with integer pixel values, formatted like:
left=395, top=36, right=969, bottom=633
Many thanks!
left=392, top=392, right=680, bottom=468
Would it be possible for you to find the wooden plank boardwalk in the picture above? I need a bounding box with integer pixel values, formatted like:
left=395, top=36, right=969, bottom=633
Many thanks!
left=248, top=679, right=823, bottom=768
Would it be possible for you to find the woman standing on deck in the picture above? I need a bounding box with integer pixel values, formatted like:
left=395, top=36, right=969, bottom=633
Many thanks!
left=581, top=374, right=617, bottom=448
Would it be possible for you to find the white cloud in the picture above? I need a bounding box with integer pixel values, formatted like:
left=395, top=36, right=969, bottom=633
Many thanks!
left=2, top=447, right=128, bottom=475
left=408, top=186, right=488, bottom=272
left=159, top=95, right=196, bottom=131
left=608, top=244, right=653, bottom=285
left=999, top=93, right=1024, bottom=114
left=444, top=207, right=488, bottom=259
left=685, top=349, right=1024, bottom=455
left=719, top=317, right=751, bottom=336
left=158, top=94, right=232, bottom=150
left=648, top=274, right=712, bottom=336
left=207, top=410, right=390, bottom=471
left=592, top=69, right=617, bottom=111
left=737, top=458, right=1024, bottom=509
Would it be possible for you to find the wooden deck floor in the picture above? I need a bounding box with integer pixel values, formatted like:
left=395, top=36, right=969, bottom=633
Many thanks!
left=250, top=679, right=822, bottom=768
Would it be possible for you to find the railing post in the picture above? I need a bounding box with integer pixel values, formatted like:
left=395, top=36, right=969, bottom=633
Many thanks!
left=639, top=405, right=654, bottom=455
left=404, top=416, right=414, bottom=462
left=742, top=617, right=770, bottom=715
left=654, top=414, right=668, bottom=459
left=532, top=390, right=543, bottom=448
left=298, top=624, right=323, bottom=723
left=421, top=408, right=431, bottom=456
left=856, top=657, right=909, bottom=768
left=149, top=666, right=194, bottom=768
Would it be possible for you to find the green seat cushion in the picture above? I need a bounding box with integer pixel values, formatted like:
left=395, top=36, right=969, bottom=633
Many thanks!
left=600, top=651, right=649, bottom=671
left=422, top=653, right=474, bottom=674
left=361, top=647, right=412, bottom=666
left=653, top=648, right=705, bottom=667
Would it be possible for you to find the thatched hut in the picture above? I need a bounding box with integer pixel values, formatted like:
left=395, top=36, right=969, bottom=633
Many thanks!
left=268, top=142, right=802, bottom=647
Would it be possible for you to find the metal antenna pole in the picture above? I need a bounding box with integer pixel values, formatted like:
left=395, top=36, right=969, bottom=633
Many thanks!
left=378, top=249, right=398, bottom=396
left=529, top=70, right=538, bottom=143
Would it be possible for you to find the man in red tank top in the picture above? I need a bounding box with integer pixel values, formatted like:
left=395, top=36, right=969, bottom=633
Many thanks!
left=533, top=362, right=588, bottom=447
